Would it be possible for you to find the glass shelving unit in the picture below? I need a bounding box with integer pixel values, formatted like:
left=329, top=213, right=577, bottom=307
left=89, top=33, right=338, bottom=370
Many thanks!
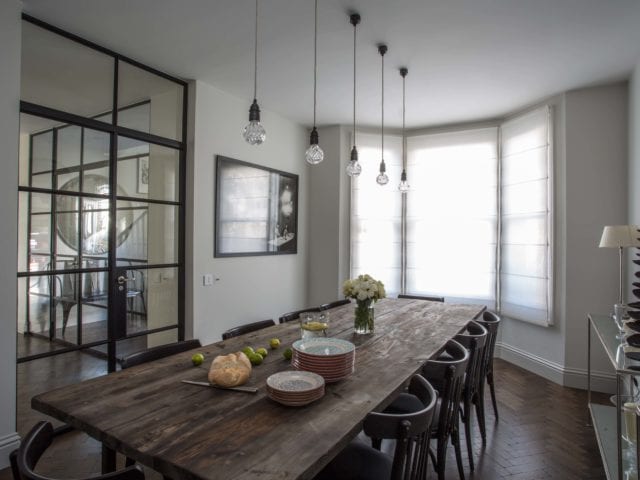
left=587, top=313, right=639, bottom=480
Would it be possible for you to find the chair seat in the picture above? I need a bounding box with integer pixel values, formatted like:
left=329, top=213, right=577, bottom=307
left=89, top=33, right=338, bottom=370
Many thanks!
left=315, top=440, right=392, bottom=480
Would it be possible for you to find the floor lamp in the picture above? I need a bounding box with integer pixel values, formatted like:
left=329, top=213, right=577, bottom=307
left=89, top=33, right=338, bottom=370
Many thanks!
left=599, top=225, right=640, bottom=322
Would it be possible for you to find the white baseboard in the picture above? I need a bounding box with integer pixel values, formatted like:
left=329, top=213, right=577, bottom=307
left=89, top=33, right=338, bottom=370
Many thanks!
left=496, top=342, right=616, bottom=393
left=0, top=431, right=20, bottom=469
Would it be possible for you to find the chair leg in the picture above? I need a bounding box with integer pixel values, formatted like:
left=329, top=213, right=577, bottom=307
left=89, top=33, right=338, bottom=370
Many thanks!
left=10, top=450, right=20, bottom=480
left=488, top=371, right=499, bottom=421
left=436, top=436, right=447, bottom=480
left=475, top=385, right=487, bottom=445
left=463, top=399, right=474, bottom=471
left=452, top=425, right=466, bottom=480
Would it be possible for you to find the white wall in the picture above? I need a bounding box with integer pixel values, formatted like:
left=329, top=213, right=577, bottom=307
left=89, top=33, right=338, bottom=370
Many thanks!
left=0, top=0, right=21, bottom=468
left=563, top=84, right=628, bottom=388
left=630, top=62, right=640, bottom=225
left=186, top=80, right=308, bottom=344
left=498, top=84, right=628, bottom=391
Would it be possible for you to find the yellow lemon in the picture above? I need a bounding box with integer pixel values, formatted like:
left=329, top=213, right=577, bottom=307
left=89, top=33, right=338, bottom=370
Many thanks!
left=301, top=321, right=328, bottom=332
left=269, top=338, right=281, bottom=349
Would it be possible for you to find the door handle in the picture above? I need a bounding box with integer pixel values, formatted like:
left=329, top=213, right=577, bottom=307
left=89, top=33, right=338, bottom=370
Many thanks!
left=117, top=275, right=135, bottom=285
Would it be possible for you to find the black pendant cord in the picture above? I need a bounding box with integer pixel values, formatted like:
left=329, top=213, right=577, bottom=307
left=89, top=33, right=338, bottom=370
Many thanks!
left=380, top=45, right=386, bottom=171
left=352, top=14, right=358, bottom=150
left=312, top=0, right=318, bottom=128
left=253, top=0, right=258, bottom=101
left=401, top=67, right=407, bottom=176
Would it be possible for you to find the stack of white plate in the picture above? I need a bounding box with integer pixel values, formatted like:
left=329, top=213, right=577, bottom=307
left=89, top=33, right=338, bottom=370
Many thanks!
left=266, top=370, right=325, bottom=406
left=291, top=337, right=356, bottom=383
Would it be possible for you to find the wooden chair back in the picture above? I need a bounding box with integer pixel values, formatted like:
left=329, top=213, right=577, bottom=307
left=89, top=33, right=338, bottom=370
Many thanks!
left=221, top=319, right=275, bottom=340
left=278, top=307, right=321, bottom=324
left=454, top=320, right=488, bottom=398
left=363, top=375, right=437, bottom=480
left=398, top=294, right=445, bottom=303
left=319, top=299, right=350, bottom=310
left=475, top=311, right=500, bottom=376
left=423, top=339, right=469, bottom=441
left=120, top=339, right=201, bottom=369
left=10, top=421, right=144, bottom=480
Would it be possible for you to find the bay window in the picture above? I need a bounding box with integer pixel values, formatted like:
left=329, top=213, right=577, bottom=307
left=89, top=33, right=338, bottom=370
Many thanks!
left=350, top=106, right=553, bottom=325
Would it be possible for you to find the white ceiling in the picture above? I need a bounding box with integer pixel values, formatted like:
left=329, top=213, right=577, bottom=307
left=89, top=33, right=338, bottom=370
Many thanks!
left=21, top=0, right=640, bottom=129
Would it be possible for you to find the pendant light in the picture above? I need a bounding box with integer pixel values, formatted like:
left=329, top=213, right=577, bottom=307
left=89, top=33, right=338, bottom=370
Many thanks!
left=242, top=0, right=266, bottom=145
left=376, top=44, right=389, bottom=185
left=345, top=13, right=362, bottom=177
left=398, top=67, right=410, bottom=193
left=305, top=0, right=324, bottom=165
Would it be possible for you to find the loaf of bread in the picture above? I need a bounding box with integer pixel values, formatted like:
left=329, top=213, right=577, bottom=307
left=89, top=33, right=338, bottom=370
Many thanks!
left=208, top=352, right=252, bottom=387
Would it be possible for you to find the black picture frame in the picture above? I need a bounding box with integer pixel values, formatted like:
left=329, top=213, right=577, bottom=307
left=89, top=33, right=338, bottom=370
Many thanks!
left=214, top=155, right=298, bottom=257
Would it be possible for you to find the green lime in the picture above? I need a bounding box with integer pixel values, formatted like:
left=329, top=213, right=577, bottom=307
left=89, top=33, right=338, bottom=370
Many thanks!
left=283, top=348, right=293, bottom=361
left=269, top=338, right=281, bottom=349
left=241, top=346, right=255, bottom=356
left=248, top=352, right=263, bottom=366
left=255, top=347, right=268, bottom=358
left=191, top=353, right=204, bottom=366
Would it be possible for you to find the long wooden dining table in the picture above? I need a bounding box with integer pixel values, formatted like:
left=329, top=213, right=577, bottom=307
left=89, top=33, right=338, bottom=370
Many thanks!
left=32, top=298, right=485, bottom=480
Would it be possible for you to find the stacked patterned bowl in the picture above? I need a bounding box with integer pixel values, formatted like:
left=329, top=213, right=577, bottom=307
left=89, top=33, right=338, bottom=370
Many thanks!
left=266, top=371, right=325, bottom=407
left=291, top=337, right=356, bottom=383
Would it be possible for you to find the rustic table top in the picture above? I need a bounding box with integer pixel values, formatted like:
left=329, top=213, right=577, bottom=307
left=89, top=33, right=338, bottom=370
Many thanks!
left=32, top=298, right=485, bottom=480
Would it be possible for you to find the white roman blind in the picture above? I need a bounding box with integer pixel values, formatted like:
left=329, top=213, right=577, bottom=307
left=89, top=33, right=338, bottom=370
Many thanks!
left=500, top=106, right=553, bottom=325
left=350, top=133, right=403, bottom=296
left=406, top=128, right=498, bottom=308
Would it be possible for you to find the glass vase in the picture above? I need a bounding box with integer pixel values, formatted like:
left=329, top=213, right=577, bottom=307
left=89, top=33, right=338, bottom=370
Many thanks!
left=354, top=299, right=374, bottom=334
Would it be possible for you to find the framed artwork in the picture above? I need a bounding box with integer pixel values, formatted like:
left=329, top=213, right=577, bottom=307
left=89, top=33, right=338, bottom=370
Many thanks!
left=137, top=156, right=149, bottom=194
left=215, top=155, right=298, bottom=257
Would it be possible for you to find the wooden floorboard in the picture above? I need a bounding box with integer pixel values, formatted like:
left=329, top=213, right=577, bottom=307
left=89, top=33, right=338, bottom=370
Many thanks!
left=1, top=358, right=609, bottom=479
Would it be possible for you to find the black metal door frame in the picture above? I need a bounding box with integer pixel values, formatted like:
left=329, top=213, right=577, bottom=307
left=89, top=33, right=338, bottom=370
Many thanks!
left=17, top=15, right=188, bottom=372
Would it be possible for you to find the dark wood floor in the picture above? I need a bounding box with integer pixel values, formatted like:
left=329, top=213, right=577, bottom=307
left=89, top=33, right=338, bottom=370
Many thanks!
left=2, top=358, right=608, bottom=480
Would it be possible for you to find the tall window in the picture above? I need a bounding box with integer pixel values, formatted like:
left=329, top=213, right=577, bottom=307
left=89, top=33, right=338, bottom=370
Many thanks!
left=500, top=107, right=553, bottom=325
left=351, top=133, right=403, bottom=296
left=406, top=128, right=498, bottom=308
left=350, top=107, right=553, bottom=325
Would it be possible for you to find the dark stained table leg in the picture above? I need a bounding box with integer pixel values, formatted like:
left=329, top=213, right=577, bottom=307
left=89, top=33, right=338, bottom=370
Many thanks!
left=101, top=444, right=116, bottom=474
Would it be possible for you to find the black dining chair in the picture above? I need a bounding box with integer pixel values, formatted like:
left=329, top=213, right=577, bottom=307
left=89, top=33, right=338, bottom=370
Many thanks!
left=120, top=339, right=202, bottom=369
left=278, top=307, right=321, bottom=324
left=397, top=294, right=445, bottom=303
left=475, top=311, right=501, bottom=430
left=221, top=319, right=275, bottom=340
left=10, top=421, right=145, bottom=480
left=453, top=320, right=488, bottom=471
left=319, top=299, right=351, bottom=310
left=315, top=374, right=437, bottom=480
left=383, top=339, right=469, bottom=480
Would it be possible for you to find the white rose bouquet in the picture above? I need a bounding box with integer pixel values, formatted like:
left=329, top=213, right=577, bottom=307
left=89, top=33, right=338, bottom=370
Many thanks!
left=342, top=274, right=386, bottom=333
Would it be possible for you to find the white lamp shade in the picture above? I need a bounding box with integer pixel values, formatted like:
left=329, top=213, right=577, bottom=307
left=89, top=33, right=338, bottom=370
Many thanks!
left=599, top=225, right=640, bottom=248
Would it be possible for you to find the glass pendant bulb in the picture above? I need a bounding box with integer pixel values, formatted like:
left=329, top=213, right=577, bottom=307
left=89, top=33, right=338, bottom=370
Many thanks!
left=376, top=159, right=389, bottom=185
left=376, top=172, right=389, bottom=185
left=305, top=127, right=324, bottom=165
left=305, top=144, right=324, bottom=165
left=346, top=160, right=362, bottom=177
left=243, top=99, right=266, bottom=145
left=398, top=169, right=410, bottom=193
left=346, top=146, right=361, bottom=177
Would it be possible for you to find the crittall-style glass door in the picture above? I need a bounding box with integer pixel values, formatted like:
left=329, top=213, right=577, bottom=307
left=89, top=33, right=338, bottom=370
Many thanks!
left=17, top=16, right=187, bottom=373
